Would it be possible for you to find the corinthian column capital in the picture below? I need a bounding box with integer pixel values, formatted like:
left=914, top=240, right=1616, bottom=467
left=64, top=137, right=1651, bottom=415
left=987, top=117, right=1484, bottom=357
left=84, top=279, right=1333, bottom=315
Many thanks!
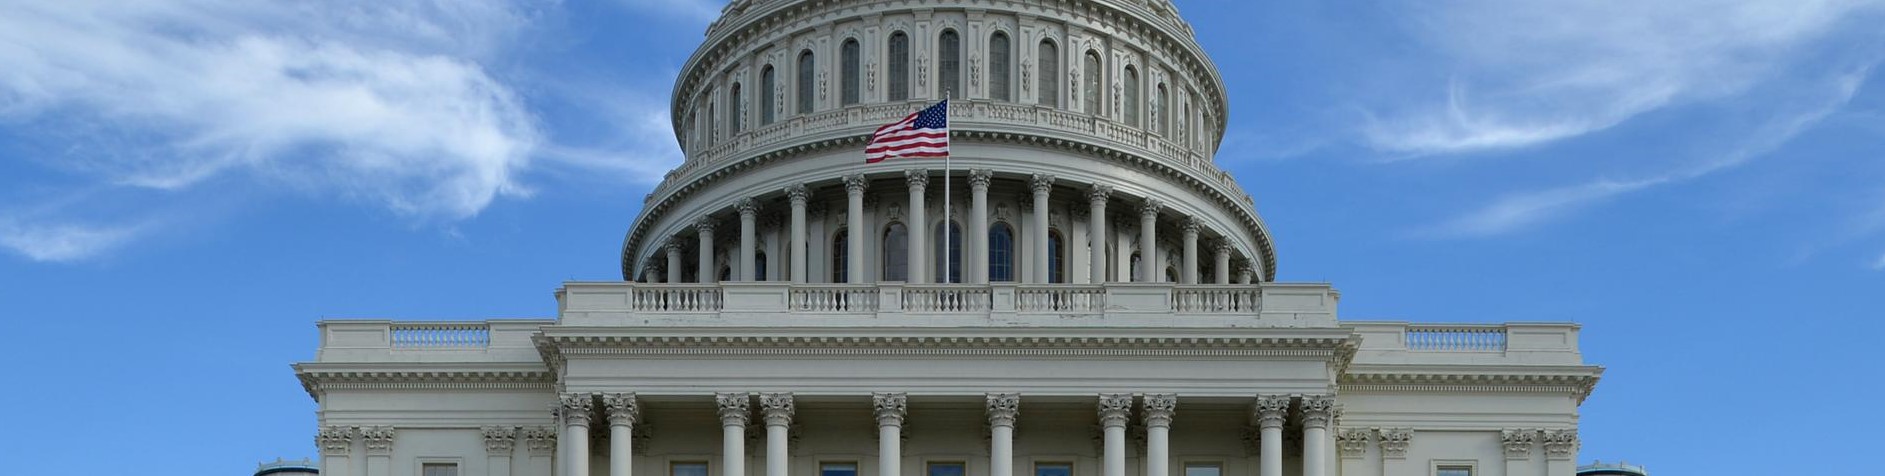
left=873, top=392, right=908, bottom=427
left=785, top=184, right=811, bottom=204
left=906, top=169, right=931, bottom=189
left=561, top=394, right=595, bottom=426
left=737, top=197, right=760, bottom=217
left=360, top=426, right=396, bottom=456
left=1300, top=395, right=1335, bottom=429
left=716, top=392, right=751, bottom=427
left=1097, top=393, right=1132, bottom=428
left=317, top=426, right=355, bottom=456
left=1142, top=394, right=1176, bottom=428
left=844, top=173, right=871, bottom=195
left=1376, top=428, right=1411, bottom=459
left=1336, top=428, right=1370, bottom=459
left=483, top=426, right=517, bottom=454
left=1542, top=429, right=1578, bottom=459
left=1139, top=198, right=1164, bottom=218
left=1087, top=184, right=1114, bottom=205
left=761, top=392, right=796, bottom=427
left=1254, top=395, right=1289, bottom=430
left=968, top=169, right=993, bottom=190
left=1502, top=429, right=1537, bottom=460
left=1029, top=173, right=1056, bottom=194
left=605, top=393, right=640, bottom=427
left=695, top=216, right=717, bottom=234
left=986, top=393, right=1020, bottom=428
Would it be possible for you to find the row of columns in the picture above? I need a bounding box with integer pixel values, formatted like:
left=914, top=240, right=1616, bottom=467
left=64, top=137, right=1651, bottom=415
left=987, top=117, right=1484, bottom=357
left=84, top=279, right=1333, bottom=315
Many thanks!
left=653, top=171, right=1252, bottom=285
left=557, top=393, right=1335, bottom=476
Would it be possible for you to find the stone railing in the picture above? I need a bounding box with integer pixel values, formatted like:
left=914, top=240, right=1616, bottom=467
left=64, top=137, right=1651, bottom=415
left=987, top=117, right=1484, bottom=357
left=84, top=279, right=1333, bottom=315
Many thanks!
left=1172, top=285, right=1259, bottom=313
left=1016, top=284, right=1105, bottom=312
left=789, top=283, right=879, bottom=312
left=1345, top=321, right=1585, bottom=362
left=1405, top=325, right=1508, bottom=351
left=313, top=319, right=549, bottom=362
left=629, top=284, right=723, bottom=312
left=389, top=322, right=492, bottom=348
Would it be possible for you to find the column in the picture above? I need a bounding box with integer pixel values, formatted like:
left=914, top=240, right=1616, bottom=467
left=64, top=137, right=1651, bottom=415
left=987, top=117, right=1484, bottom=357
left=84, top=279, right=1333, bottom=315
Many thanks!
left=1302, top=396, right=1335, bottom=476
left=1213, top=243, right=1230, bottom=285
left=697, top=217, right=717, bottom=283
left=1254, top=396, right=1288, bottom=476
left=762, top=394, right=795, bottom=476
left=671, top=242, right=686, bottom=284
left=874, top=393, right=908, bottom=476
left=1143, top=395, right=1176, bottom=476
left=317, top=427, right=355, bottom=476
left=562, top=395, right=593, bottom=476
left=1543, top=430, right=1579, bottom=476
left=1139, top=199, right=1162, bottom=282
left=526, top=427, right=558, bottom=476
left=739, top=198, right=759, bottom=281
left=1087, top=185, right=1111, bottom=284
left=485, top=427, right=517, bottom=476
left=1098, top=394, right=1131, bottom=476
left=1030, top=174, right=1055, bottom=283
left=906, top=169, right=929, bottom=283
left=987, top=394, right=1019, bottom=476
left=1503, top=429, right=1538, bottom=476
left=606, top=395, right=640, bottom=476
left=1181, top=218, right=1199, bottom=284
left=787, top=184, right=810, bottom=282
left=717, top=393, right=751, bottom=476
left=1337, top=428, right=1369, bottom=476
left=1378, top=429, right=1411, bottom=476
left=1238, top=266, right=1254, bottom=285
left=969, top=169, right=992, bottom=283
left=362, top=427, right=394, bottom=476
left=845, top=174, right=868, bottom=282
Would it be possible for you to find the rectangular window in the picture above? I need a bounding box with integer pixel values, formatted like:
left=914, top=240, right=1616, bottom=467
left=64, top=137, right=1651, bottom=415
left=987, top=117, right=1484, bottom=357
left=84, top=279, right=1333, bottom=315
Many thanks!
left=928, top=462, right=966, bottom=476
left=674, top=462, right=710, bottom=476
left=1435, top=467, right=1472, bottom=476
left=1036, top=462, right=1072, bottom=476
left=823, top=462, right=859, bottom=476
left=422, top=464, right=458, bottom=476
left=1182, top=463, right=1220, bottom=476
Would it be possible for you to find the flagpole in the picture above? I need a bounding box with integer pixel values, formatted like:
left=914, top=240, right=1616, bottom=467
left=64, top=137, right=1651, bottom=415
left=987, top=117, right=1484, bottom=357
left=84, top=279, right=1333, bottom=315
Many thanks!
left=943, top=90, right=953, bottom=284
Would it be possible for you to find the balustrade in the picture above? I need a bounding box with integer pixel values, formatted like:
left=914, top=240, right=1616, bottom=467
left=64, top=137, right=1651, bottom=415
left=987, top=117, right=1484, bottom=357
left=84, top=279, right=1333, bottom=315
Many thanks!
left=1172, top=285, right=1258, bottom=313
left=631, top=284, right=724, bottom=312
left=390, top=322, right=491, bottom=348
left=901, top=284, right=992, bottom=312
left=789, top=284, right=880, bottom=312
left=1016, top=285, right=1106, bottom=312
left=1406, top=325, right=1507, bottom=351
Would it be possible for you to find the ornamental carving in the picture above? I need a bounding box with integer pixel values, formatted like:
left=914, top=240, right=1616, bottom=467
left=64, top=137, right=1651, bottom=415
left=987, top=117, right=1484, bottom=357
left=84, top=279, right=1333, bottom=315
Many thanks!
left=317, top=426, right=354, bottom=455
left=1254, top=395, right=1289, bottom=429
left=1542, top=429, right=1578, bottom=459
left=873, top=392, right=908, bottom=426
left=1502, top=429, right=1537, bottom=460
left=484, top=426, right=517, bottom=454
left=736, top=197, right=759, bottom=216
left=866, top=62, right=877, bottom=92
left=1336, top=428, right=1369, bottom=459
left=716, top=392, right=751, bottom=427
left=818, top=70, right=829, bottom=101
left=761, top=392, right=795, bottom=427
left=1139, top=198, right=1164, bottom=218
left=605, top=393, right=640, bottom=427
left=917, top=54, right=929, bottom=87
left=785, top=184, right=810, bottom=205
left=967, top=169, right=993, bottom=190
left=360, top=426, right=396, bottom=455
left=1097, top=393, right=1132, bottom=427
left=970, top=53, right=982, bottom=89
left=844, top=173, right=869, bottom=194
left=1142, top=394, right=1176, bottom=428
left=1300, top=395, right=1335, bottom=429
left=1377, top=428, right=1411, bottom=458
left=1088, top=184, right=1113, bottom=205
left=524, top=426, right=557, bottom=456
left=906, top=169, right=930, bottom=189
left=1030, top=173, right=1056, bottom=195
left=695, top=216, right=717, bottom=235
left=1182, top=217, right=1202, bottom=235
left=986, top=393, right=1020, bottom=427
left=1020, top=61, right=1032, bottom=93
left=561, top=394, right=594, bottom=426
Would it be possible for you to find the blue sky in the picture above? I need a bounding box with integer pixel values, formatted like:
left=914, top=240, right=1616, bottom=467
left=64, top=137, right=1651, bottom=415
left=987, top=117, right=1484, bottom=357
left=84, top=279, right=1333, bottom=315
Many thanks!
left=1, top=0, right=1881, bottom=474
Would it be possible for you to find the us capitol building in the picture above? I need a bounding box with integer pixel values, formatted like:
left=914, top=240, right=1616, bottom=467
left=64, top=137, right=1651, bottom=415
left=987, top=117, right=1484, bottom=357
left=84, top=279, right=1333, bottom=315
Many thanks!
left=292, top=1, right=1604, bottom=476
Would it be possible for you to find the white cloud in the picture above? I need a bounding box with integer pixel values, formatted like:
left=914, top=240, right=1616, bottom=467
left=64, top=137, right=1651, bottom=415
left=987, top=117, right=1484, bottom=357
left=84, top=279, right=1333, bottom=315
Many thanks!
left=0, top=219, right=145, bottom=263
left=1363, top=0, right=1885, bottom=155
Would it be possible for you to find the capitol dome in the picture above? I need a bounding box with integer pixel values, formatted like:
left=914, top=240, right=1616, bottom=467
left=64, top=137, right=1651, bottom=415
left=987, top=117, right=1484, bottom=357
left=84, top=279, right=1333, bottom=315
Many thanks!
left=620, top=0, right=1275, bottom=287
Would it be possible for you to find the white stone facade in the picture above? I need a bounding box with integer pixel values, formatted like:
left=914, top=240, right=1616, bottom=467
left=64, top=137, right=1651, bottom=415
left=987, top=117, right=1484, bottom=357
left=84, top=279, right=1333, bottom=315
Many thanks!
left=294, top=2, right=1603, bottom=476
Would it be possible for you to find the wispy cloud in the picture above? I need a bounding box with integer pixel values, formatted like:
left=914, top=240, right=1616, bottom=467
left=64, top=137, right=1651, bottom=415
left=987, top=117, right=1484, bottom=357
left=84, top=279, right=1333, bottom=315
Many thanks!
left=1363, top=0, right=1885, bottom=156
left=0, top=219, right=145, bottom=262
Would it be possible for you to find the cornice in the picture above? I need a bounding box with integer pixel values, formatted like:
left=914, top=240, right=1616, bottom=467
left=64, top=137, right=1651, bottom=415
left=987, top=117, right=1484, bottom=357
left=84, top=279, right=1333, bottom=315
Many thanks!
left=296, top=363, right=554, bottom=401
left=1339, top=370, right=1601, bottom=404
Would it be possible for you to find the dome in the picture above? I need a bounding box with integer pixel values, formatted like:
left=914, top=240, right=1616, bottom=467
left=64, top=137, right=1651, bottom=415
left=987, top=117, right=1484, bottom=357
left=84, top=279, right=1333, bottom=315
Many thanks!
left=621, top=0, right=1275, bottom=286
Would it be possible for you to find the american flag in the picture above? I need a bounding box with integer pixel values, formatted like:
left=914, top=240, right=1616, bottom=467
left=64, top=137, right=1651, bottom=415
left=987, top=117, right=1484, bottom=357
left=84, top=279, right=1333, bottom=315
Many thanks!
left=865, top=100, right=948, bottom=163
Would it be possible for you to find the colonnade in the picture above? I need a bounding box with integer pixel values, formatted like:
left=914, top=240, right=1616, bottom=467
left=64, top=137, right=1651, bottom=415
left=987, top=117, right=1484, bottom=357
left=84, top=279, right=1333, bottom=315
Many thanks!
left=643, top=170, right=1258, bottom=286
left=556, top=393, right=1335, bottom=476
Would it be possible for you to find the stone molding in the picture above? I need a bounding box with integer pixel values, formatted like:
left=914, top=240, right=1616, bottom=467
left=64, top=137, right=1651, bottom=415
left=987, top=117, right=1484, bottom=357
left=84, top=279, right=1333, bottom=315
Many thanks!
left=717, top=392, right=752, bottom=427
left=296, top=369, right=553, bottom=399
left=1336, top=428, right=1369, bottom=459
left=761, top=392, right=796, bottom=427
left=1141, top=394, right=1175, bottom=428
left=1097, top=393, right=1132, bottom=428
left=483, top=426, right=517, bottom=454
left=1340, top=372, right=1601, bottom=403
left=1502, top=428, right=1537, bottom=460
left=1376, top=427, right=1411, bottom=459
left=360, top=426, right=395, bottom=456
left=986, top=393, right=1020, bottom=428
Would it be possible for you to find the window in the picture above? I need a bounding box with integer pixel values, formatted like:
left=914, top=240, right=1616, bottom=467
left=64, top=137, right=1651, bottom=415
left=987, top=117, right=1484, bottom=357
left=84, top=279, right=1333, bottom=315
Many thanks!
left=832, top=229, right=849, bottom=283
left=989, top=223, right=1015, bottom=282
left=842, top=39, right=861, bottom=105
left=989, top=32, right=1012, bottom=101
left=798, top=51, right=815, bottom=114
left=707, top=99, right=717, bottom=144
left=729, top=83, right=743, bottom=134
left=1129, top=252, right=1141, bottom=282
left=761, top=65, right=777, bottom=125
left=1435, top=466, right=1473, bottom=476
left=1036, top=463, right=1073, bottom=476
left=1157, top=83, right=1170, bottom=136
left=1123, top=66, right=1140, bottom=126
left=1038, top=41, right=1060, bottom=108
left=934, top=221, right=962, bottom=283
left=1165, top=266, right=1178, bottom=283
left=1083, top=50, right=1102, bottom=115
left=822, top=463, right=859, bottom=476
left=928, top=462, right=966, bottom=476
left=1048, top=230, right=1065, bottom=283
left=889, top=32, right=910, bottom=101
left=422, top=464, right=458, bottom=476
left=755, top=252, right=768, bottom=281
left=1188, top=91, right=1201, bottom=147
left=1183, top=463, right=1221, bottom=476
left=939, top=30, right=961, bottom=97
left=720, top=265, right=732, bottom=282
left=674, top=462, right=710, bottom=476
left=883, top=222, right=909, bottom=281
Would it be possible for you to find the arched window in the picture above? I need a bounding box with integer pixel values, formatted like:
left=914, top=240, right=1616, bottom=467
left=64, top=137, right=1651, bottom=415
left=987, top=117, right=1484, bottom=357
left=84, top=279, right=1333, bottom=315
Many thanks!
left=728, top=83, right=743, bottom=134
left=681, top=110, right=695, bottom=151
left=989, top=223, right=1016, bottom=282
left=933, top=221, right=963, bottom=283
left=760, top=66, right=777, bottom=125
left=882, top=222, right=909, bottom=281
left=832, top=228, right=849, bottom=283
left=939, top=30, right=961, bottom=97
left=719, top=265, right=732, bottom=282
left=1048, top=230, right=1066, bottom=283
left=1129, top=252, right=1142, bottom=282
left=1083, top=50, right=1102, bottom=115
left=1123, top=66, right=1140, bottom=127
left=1188, top=90, right=1201, bottom=148
left=756, top=252, right=769, bottom=281
left=1165, top=266, right=1179, bottom=283
left=989, top=32, right=1011, bottom=101
left=1157, top=83, right=1170, bottom=136
left=841, top=39, right=861, bottom=105
left=1037, top=40, right=1059, bottom=107
left=889, top=32, right=910, bottom=101
left=706, top=96, right=717, bottom=144
left=798, top=51, right=815, bottom=114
